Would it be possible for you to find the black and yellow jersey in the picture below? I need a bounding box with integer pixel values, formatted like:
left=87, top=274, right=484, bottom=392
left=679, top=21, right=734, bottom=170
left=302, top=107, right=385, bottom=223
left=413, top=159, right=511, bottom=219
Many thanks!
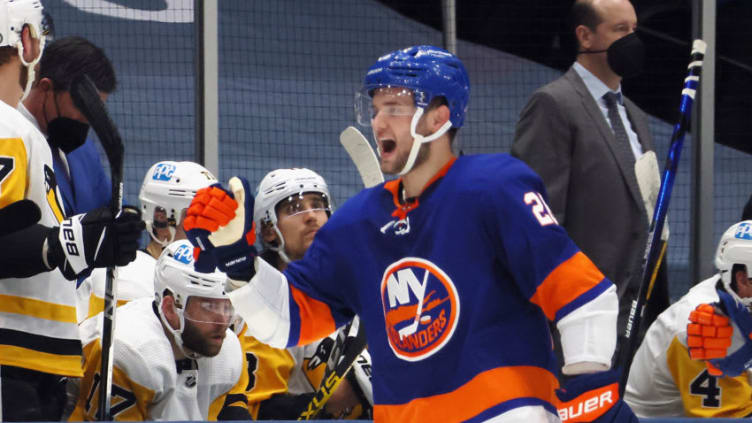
left=626, top=276, right=752, bottom=417
left=0, top=101, right=80, bottom=377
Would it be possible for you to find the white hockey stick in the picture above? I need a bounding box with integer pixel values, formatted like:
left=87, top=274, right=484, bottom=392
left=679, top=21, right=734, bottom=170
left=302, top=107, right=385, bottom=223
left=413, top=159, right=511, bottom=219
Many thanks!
left=298, top=127, right=382, bottom=419
left=339, top=126, right=384, bottom=188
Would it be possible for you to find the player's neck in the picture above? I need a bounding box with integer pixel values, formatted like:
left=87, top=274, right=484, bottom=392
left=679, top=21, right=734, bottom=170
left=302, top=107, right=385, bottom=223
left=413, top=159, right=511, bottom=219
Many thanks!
left=146, top=241, right=163, bottom=259
left=402, top=144, right=454, bottom=199
left=0, top=63, right=23, bottom=108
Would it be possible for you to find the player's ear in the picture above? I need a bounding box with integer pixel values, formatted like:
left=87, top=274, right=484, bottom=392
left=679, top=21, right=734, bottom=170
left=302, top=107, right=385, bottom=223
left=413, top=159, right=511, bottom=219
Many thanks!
left=36, top=77, right=53, bottom=92
left=20, top=25, right=40, bottom=64
left=261, top=222, right=277, bottom=244
left=428, top=103, right=450, bottom=133
left=160, top=295, right=180, bottom=330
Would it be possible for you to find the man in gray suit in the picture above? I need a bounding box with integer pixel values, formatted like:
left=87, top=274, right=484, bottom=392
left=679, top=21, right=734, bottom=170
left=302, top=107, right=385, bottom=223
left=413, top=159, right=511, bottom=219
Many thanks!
left=512, top=0, right=668, bottom=340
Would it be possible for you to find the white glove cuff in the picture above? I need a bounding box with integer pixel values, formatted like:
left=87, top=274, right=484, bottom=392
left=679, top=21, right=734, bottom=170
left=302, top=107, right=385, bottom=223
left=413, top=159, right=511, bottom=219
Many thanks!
left=58, top=215, right=89, bottom=274
left=228, top=256, right=291, bottom=348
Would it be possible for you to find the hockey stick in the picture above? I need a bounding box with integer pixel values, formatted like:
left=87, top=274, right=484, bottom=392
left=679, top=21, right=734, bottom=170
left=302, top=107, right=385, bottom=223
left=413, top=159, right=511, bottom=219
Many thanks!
left=297, top=127, right=381, bottom=419
left=618, top=39, right=706, bottom=393
left=70, top=74, right=124, bottom=421
left=298, top=318, right=368, bottom=420
left=339, top=126, right=384, bottom=189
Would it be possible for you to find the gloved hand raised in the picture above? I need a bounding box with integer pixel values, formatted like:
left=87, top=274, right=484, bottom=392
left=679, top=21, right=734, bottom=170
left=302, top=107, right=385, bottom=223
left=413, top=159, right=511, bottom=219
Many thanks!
left=556, top=368, right=638, bottom=423
left=183, top=176, right=257, bottom=279
left=688, top=289, right=752, bottom=377
left=47, top=205, right=144, bottom=280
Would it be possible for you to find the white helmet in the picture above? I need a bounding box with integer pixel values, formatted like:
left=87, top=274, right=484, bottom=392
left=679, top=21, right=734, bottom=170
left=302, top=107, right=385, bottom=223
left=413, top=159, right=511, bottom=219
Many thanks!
left=253, top=168, right=331, bottom=263
left=154, top=239, right=231, bottom=359
left=715, top=220, right=752, bottom=308
left=0, top=0, right=48, bottom=99
left=139, top=161, right=217, bottom=246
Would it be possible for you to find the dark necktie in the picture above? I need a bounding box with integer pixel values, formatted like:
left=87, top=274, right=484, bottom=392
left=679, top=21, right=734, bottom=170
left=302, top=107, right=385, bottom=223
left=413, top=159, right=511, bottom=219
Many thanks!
left=603, top=92, right=635, bottom=165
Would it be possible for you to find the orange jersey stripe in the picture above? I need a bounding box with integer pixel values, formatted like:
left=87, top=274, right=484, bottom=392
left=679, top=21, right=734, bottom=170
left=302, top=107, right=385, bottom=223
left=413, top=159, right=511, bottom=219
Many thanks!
left=374, top=366, right=558, bottom=422
left=289, top=284, right=337, bottom=345
left=530, top=252, right=605, bottom=321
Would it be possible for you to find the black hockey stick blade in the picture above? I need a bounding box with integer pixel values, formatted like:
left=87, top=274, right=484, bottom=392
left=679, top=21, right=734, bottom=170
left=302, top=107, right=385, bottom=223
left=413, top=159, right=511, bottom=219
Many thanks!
left=0, top=200, right=41, bottom=236
left=70, top=74, right=124, bottom=177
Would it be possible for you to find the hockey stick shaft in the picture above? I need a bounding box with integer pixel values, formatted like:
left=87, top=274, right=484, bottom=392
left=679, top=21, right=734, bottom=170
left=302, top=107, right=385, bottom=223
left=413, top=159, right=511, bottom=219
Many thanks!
left=70, top=74, right=124, bottom=421
left=618, top=40, right=706, bottom=393
left=298, top=318, right=368, bottom=420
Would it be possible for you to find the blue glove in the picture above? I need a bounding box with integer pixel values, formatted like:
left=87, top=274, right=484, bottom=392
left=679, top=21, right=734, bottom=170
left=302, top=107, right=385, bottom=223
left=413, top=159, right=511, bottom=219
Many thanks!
left=556, top=369, right=637, bottom=423
left=183, top=176, right=257, bottom=278
left=706, top=289, right=752, bottom=377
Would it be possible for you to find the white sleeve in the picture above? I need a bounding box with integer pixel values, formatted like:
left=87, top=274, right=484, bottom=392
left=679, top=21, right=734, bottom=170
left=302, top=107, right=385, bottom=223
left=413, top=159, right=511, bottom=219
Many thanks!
left=228, top=256, right=291, bottom=348
left=557, top=284, right=618, bottom=374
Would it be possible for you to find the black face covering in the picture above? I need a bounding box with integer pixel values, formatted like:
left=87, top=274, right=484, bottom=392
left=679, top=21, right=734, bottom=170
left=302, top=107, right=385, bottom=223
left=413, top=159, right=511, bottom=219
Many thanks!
left=580, top=32, right=646, bottom=78
left=47, top=117, right=90, bottom=154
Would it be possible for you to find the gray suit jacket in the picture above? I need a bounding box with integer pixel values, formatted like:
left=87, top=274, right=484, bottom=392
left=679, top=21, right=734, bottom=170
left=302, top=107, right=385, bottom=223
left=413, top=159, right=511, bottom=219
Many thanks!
left=511, top=67, right=655, bottom=331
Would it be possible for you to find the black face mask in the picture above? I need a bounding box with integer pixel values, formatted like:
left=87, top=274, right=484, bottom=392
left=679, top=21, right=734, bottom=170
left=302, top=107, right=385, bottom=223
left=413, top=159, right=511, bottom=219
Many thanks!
left=47, top=117, right=90, bottom=154
left=580, top=32, right=645, bottom=78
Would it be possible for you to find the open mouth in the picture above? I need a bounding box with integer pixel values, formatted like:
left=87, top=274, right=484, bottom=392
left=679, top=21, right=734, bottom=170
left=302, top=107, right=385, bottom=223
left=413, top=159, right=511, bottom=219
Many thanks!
left=380, top=139, right=397, bottom=154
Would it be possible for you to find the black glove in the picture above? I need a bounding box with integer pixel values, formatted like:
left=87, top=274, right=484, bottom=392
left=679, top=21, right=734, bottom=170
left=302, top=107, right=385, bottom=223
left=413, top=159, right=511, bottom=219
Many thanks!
left=47, top=205, right=144, bottom=280
left=0, top=200, right=41, bottom=236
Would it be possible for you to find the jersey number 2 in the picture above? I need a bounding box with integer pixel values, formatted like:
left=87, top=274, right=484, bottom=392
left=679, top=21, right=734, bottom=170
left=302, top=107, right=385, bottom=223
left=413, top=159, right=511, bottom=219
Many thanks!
left=689, top=369, right=721, bottom=408
left=524, top=192, right=558, bottom=226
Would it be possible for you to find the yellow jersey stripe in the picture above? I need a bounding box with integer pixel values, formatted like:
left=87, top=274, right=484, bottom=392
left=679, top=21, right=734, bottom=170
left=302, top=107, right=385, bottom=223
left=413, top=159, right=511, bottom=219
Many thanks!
left=0, top=293, right=77, bottom=323
left=0, top=344, right=83, bottom=377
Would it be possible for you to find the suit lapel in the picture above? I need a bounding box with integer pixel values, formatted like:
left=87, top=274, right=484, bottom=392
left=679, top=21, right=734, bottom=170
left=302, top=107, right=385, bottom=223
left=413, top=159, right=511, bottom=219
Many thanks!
left=565, top=69, right=645, bottom=210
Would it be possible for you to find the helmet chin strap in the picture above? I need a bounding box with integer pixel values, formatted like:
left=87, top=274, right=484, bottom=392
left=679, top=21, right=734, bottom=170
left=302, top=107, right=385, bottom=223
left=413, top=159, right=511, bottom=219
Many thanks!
left=17, top=34, right=45, bottom=102
left=158, top=299, right=202, bottom=359
left=269, top=226, right=292, bottom=264
left=147, top=221, right=177, bottom=247
left=397, top=107, right=452, bottom=176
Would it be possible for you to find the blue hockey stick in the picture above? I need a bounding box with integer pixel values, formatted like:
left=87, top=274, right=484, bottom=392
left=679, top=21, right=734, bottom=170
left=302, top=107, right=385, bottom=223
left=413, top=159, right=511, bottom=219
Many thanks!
left=618, top=39, right=707, bottom=393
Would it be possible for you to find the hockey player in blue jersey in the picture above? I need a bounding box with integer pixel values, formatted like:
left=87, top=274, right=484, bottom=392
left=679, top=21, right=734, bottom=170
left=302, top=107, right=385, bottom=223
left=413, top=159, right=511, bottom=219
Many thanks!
left=183, top=45, right=637, bottom=422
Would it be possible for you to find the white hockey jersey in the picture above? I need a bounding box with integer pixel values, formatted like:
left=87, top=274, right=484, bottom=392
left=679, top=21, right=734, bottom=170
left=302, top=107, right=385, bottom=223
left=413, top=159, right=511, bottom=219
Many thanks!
left=626, top=276, right=752, bottom=417
left=69, top=297, right=249, bottom=421
left=0, top=100, right=79, bottom=376
left=76, top=250, right=156, bottom=323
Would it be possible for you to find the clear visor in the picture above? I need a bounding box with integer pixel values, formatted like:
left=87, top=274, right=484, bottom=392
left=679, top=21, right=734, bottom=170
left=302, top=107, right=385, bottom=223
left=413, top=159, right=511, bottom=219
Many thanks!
left=152, top=206, right=188, bottom=229
left=354, top=87, right=416, bottom=126
left=276, top=193, right=331, bottom=221
left=183, top=297, right=234, bottom=324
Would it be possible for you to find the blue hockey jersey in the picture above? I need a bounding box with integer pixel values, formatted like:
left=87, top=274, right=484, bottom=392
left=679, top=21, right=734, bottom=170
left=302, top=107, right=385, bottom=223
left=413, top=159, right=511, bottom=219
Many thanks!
left=265, top=154, right=613, bottom=421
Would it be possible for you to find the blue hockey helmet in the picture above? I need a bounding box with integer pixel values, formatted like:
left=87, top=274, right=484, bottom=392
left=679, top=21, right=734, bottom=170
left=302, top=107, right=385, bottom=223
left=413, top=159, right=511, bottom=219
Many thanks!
left=362, top=45, right=470, bottom=128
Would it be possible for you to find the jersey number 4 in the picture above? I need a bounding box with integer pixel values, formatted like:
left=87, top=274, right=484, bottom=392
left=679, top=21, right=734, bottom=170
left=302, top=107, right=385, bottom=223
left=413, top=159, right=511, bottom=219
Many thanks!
left=524, top=192, right=558, bottom=226
left=689, top=369, right=721, bottom=408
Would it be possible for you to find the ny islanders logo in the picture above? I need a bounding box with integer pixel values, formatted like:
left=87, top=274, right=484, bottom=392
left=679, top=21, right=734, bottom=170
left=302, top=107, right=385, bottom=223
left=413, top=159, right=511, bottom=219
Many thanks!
left=381, top=257, right=459, bottom=361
